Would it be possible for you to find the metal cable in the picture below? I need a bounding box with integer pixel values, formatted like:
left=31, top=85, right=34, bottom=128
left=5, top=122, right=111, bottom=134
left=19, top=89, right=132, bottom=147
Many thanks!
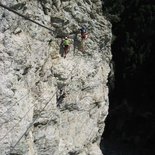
left=9, top=95, right=55, bottom=153
left=9, top=59, right=79, bottom=153
left=0, top=2, right=54, bottom=124
left=0, top=3, right=54, bottom=32
left=0, top=2, right=82, bottom=153
left=42, top=61, right=80, bottom=129
left=0, top=92, right=29, bottom=118
left=0, top=98, right=39, bottom=142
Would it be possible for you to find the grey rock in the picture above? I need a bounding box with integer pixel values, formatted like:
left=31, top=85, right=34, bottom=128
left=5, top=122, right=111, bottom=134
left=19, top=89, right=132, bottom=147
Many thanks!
left=0, top=0, right=112, bottom=155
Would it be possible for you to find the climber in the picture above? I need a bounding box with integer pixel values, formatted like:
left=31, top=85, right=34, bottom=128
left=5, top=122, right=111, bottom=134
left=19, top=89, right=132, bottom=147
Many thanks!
left=57, top=88, right=66, bottom=108
left=63, top=36, right=71, bottom=58
left=57, top=93, right=66, bottom=108
left=80, top=25, right=88, bottom=40
left=79, top=25, right=88, bottom=52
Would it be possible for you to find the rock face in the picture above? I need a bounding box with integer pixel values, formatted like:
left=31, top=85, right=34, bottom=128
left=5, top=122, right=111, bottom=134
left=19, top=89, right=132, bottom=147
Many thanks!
left=0, top=0, right=112, bottom=155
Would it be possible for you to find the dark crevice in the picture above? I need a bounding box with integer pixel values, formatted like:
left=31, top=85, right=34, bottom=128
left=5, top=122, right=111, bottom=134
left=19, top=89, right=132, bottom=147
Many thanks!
left=101, top=0, right=155, bottom=155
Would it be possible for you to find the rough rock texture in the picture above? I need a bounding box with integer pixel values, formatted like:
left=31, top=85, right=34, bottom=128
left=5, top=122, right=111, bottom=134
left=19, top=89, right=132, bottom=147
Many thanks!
left=0, top=0, right=112, bottom=155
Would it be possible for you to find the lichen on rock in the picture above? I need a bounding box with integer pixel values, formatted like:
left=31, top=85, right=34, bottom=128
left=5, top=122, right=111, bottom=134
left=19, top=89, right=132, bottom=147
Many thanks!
left=0, top=0, right=112, bottom=155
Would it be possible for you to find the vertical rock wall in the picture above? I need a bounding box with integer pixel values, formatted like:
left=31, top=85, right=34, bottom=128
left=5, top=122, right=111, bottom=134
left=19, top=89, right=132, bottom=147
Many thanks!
left=0, top=0, right=112, bottom=155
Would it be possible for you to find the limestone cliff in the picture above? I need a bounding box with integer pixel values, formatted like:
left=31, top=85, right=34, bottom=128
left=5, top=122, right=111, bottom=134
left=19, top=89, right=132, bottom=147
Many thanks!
left=0, top=0, right=112, bottom=155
